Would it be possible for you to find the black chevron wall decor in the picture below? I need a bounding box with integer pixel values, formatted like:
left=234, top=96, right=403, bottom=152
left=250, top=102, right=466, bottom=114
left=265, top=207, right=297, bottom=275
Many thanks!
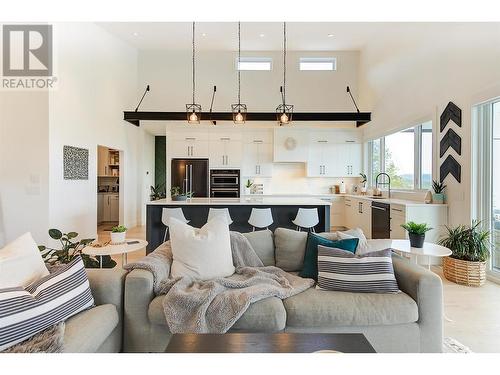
left=440, top=128, right=462, bottom=158
left=440, top=154, right=461, bottom=183
left=440, top=101, right=462, bottom=132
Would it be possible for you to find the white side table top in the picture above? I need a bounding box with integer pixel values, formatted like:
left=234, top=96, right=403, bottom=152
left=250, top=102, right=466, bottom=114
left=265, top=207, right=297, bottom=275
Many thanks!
left=368, top=239, right=452, bottom=258
left=83, top=238, right=148, bottom=257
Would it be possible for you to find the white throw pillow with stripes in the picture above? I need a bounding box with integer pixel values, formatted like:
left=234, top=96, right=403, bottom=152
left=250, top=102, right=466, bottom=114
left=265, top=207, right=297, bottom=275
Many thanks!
left=0, top=256, right=94, bottom=351
left=316, top=246, right=399, bottom=293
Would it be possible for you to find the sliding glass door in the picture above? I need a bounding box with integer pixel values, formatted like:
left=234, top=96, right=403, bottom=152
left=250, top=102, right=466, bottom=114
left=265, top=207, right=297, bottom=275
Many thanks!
left=474, top=99, right=500, bottom=276
left=493, top=101, right=500, bottom=272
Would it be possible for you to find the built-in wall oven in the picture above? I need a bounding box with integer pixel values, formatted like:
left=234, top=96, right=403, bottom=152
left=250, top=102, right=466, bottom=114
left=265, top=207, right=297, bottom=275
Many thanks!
left=210, top=169, right=240, bottom=198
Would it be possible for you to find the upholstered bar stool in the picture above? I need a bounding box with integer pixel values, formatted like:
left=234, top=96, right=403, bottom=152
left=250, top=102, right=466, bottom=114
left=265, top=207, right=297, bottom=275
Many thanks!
left=162, top=208, right=190, bottom=241
left=292, top=208, right=319, bottom=232
left=248, top=208, right=273, bottom=231
left=207, top=208, right=233, bottom=225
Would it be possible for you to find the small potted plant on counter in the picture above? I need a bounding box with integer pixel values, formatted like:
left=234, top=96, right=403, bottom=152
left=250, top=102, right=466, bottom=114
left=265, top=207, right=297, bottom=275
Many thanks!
left=432, top=180, right=446, bottom=204
left=244, top=179, right=253, bottom=195
left=439, top=221, right=490, bottom=287
left=401, top=221, right=433, bottom=248
left=110, top=225, right=127, bottom=244
left=170, top=186, right=194, bottom=201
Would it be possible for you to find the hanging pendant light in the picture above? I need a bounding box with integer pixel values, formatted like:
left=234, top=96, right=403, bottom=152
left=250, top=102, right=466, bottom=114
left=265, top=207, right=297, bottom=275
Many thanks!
left=186, top=22, right=201, bottom=124
left=231, top=22, right=247, bottom=124
left=276, top=22, right=293, bottom=125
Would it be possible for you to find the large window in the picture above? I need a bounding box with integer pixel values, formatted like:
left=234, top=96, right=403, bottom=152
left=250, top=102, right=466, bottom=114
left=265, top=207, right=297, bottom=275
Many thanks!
left=368, top=121, right=433, bottom=190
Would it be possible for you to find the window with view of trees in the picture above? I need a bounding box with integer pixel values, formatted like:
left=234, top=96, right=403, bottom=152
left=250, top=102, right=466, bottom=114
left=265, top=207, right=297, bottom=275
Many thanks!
left=368, top=121, right=433, bottom=190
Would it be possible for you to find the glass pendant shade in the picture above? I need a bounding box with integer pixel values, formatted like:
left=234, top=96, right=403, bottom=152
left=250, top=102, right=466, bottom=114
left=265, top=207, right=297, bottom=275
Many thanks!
left=231, top=103, right=247, bottom=124
left=186, top=103, right=201, bottom=124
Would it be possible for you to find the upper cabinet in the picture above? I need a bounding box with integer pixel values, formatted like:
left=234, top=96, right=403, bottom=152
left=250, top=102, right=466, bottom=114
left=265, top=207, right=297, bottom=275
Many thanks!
left=208, top=132, right=242, bottom=169
left=169, top=131, right=209, bottom=159
left=273, top=129, right=308, bottom=162
left=242, top=130, right=274, bottom=177
left=306, top=129, right=362, bottom=177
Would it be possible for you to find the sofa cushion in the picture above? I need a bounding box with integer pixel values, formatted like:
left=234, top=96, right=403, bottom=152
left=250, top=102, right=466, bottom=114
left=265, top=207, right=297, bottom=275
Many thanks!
left=148, top=295, right=286, bottom=331
left=274, top=228, right=307, bottom=271
left=242, top=230, right=275, bottom=266
left=63, top=304, right=119, bottom=353
left=283, top=286, right=418, bottom=328
left=299, top=234, right=358, bottom=281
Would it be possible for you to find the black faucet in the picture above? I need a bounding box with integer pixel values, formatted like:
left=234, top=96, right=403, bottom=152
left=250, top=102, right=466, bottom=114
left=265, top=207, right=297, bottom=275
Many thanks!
left=375, top=173, right=391, bottom=199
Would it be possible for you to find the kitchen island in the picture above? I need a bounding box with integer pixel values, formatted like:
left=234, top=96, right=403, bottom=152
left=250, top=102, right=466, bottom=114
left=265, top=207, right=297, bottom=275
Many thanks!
left=146, top=197, right=331, bottom=253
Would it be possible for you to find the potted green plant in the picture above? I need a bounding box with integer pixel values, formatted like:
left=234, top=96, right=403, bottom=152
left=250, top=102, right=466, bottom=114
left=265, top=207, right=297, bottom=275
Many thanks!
left=170, top=186, right=193, bottom=201
left=401, top=221, right=433, bottom=248
left=110, top=225, right=127, bottom=244
left=439, top=221, right=490, bottom=287
left=38, top=229, right=116, bottom=268
left=150, top=183, right=166, bottom=201
left=432, top=180, right=446, bottom=204
left=244, top=179, right=253, bottom=195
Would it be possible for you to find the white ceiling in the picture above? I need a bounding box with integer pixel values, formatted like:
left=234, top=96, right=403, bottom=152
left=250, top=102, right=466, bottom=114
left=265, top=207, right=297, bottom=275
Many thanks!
left=97, top=22, right=397, bottom=51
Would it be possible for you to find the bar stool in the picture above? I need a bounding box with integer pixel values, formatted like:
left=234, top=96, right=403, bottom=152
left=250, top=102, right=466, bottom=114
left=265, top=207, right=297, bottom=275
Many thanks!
left=208, top=208, right=233, bottom=225
left=292, top=208, right=319, bottom=232
left=162, top=208, right=190, bottom=242
left=248, top=208, right=273, bottom=231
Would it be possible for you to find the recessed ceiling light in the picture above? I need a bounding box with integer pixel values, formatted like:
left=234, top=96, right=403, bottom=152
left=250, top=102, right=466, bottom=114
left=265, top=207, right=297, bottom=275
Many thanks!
left=202, top=33, right=207, bottom=37
left=327, top=34, right=334, bottom=38
left=259, top=33, right=265, bottom=38
left=133, top=32, right=139, bottom=37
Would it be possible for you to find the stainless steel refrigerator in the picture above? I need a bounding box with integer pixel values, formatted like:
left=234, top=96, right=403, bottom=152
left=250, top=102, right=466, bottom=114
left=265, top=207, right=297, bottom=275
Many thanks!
left=171, top=159, right=209, bottom=198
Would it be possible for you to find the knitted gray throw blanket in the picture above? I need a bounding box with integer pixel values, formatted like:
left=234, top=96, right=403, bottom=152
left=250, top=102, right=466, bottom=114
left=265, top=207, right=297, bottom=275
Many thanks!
left=124, top=232, right=314, bottom=333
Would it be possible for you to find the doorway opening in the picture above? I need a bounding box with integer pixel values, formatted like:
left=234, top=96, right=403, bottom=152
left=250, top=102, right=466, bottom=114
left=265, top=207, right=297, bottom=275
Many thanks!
left=97, top=145, right=121, bottom=235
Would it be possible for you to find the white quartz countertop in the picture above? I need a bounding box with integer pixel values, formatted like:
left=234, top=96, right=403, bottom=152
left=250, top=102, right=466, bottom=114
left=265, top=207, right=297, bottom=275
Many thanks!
left=148, top=197, right=331, bottom=206
left=243, top=194, right=447, bottom=207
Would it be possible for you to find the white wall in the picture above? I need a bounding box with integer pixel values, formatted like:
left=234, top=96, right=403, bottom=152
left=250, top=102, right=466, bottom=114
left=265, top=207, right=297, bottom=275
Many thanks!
left=0, top=91, right=49, bottom=247
left=358, top=23, right=500, bottom=227
left=141, top=49, right=362, bottom=195
left=47, top=23, right=148, bottom=239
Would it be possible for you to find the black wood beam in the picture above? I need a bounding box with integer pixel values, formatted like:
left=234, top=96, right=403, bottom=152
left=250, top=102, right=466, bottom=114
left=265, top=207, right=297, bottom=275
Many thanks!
left=124, top=111, right=371, bottom=127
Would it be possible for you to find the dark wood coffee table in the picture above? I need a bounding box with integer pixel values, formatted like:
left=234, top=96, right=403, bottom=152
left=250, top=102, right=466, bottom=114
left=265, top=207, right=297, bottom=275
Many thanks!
left=165, top=333, right=376, bottom=353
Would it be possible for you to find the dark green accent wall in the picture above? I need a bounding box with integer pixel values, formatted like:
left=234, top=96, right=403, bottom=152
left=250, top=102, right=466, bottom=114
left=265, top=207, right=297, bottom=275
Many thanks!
left=154, top=136, right=166, bottom=195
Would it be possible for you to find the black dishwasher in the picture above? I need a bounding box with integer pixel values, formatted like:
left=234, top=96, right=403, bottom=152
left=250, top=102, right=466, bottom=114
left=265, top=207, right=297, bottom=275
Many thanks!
left=371, top=201, right=391, bottom=239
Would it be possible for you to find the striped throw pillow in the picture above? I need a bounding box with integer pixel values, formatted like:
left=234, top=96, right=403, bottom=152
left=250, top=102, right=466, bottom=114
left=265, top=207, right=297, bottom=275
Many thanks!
left=0, top=256, right=94, bottom=351
left=317, top=246, right=399, bottom=293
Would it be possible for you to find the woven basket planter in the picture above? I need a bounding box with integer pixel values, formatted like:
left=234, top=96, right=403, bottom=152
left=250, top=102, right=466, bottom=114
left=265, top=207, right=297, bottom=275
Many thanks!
left=443, top=257, right=487, bottom=287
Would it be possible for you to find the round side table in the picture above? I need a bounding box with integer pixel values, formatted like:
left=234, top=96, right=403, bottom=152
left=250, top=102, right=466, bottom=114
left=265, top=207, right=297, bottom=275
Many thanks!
left=83, top=239, right=148, bottom=268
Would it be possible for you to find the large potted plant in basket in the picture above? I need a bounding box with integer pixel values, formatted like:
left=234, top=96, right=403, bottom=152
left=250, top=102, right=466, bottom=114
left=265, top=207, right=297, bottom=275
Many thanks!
left=439, top=221, right=490, bottom=287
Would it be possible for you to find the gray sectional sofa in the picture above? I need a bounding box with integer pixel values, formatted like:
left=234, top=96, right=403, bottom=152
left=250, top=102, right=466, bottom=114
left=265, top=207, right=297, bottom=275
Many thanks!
left=123, top=228, right=443, bottom=353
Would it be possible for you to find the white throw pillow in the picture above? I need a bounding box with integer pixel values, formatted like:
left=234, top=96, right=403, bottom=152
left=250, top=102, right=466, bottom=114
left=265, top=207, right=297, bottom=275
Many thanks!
left=169, top=217, right=235, bottom=280
left=337, top=228, right=370, bottom=255
left=0, top=232, right=50, bottom=288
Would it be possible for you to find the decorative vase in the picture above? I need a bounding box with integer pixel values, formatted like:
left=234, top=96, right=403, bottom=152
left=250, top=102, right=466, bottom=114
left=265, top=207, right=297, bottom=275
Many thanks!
left=432, top=193, right=445, bottom=204
left=443, top=257, right=486, bottom=287
left=244, top=187, right=251, bottom=195
left=408, top=232, right=425, bottom=248
left=424, top=190, right=432, bottom=204
left=110, top=231, right=126, bottom=244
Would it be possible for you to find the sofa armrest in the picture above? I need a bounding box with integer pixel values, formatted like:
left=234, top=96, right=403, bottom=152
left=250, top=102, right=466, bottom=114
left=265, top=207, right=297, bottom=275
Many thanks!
left=87, top=268, right=127, bottom=308
left=124, top=269, right=155, bottom=352
left=392, top=254, right=443, bottom=352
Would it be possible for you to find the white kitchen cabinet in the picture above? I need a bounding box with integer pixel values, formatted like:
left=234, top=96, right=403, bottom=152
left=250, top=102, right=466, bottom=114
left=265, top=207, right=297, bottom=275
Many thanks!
left=101, top=193, right=119, bottom=222
left=335, top=143, right=362, bottom=177
left=327, top=196, right=345, bottom=230
left=390, top=205, right=407, bottom=240
left=209, top=137, right=242, bottom=168
left=344, top=197, right=356, bottom=229
left=273, top=129, right=308, bottom=162
left=307, top=140, right=335, bottom=177
left=170, top=138, right=209, bottom=159
left=242, top=141, right=273, bottom=177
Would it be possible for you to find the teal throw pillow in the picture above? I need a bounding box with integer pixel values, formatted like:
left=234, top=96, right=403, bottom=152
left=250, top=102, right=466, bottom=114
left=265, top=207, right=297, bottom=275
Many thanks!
left=299, top=233, right=359, bottom=280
